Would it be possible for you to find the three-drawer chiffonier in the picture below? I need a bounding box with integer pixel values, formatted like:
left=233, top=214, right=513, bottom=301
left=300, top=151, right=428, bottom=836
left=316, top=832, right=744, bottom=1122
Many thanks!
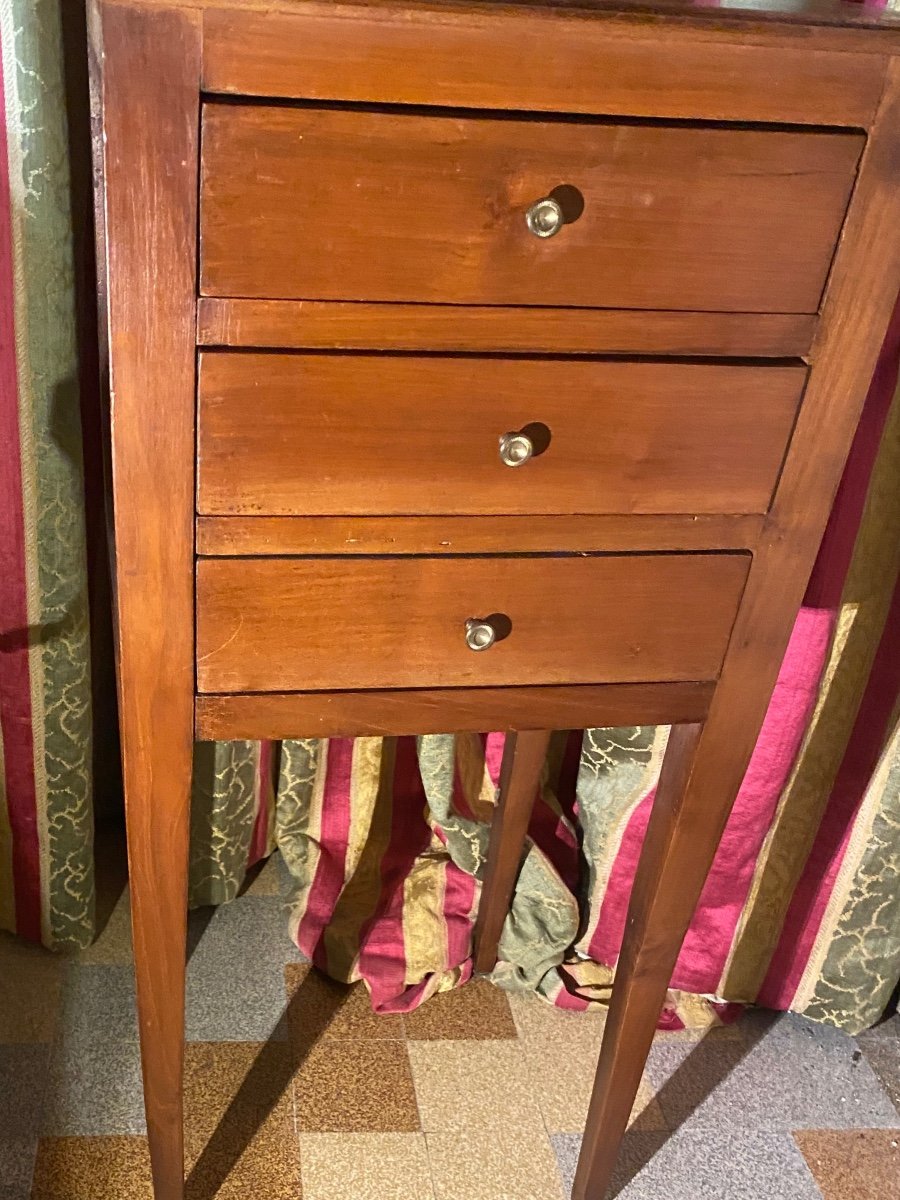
left=89, top=0, right=900, bottom=1196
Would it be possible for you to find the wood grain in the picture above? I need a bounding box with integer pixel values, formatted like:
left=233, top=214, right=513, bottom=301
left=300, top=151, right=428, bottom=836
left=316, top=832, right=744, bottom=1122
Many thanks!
left=572, top=59, right=900, bottom=1200
left=198, top=355, right=805, bottom=517
left=195, top=513, right=766, bottom=556
left=89, top=3, right=200, bottom=1198
left=102, top=0, right=900, bottom=35
left=196, top=553, right=750, bottom=693
left=575, top=721, right=705, bottom=1198
left=197, top=300, right=818, bottom=358
left=200, top=104, right=862, bottom=313
left=194, top=681, right=715, bottom=740
left=201, top=5, right=887, bottom=125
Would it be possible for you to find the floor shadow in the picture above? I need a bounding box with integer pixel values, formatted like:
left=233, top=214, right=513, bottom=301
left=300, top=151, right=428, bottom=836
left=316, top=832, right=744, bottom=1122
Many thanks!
left=607, top=1009, right=778, bottom=1198
left=91, top=820, right=129, bottom=942
left=184, top=965, right=351, bottom=1200
left=185, top=907, right=218, bottom=964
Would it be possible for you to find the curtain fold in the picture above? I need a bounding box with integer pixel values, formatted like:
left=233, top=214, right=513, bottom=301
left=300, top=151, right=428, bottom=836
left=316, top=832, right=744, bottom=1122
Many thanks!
left=0, top=0, right=92, bottom=950
left=1, top=0, right=898, bottom=1033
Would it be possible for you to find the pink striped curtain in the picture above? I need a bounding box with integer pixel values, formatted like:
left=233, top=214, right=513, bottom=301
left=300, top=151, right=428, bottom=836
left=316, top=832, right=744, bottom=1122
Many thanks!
left=1, top=0, right=898, bottom=1035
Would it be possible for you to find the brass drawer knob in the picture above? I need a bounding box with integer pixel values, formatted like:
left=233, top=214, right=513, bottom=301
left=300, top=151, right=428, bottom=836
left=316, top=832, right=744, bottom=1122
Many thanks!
left=499, top=431, right=534, bottom=467
left=465, top=618, right=498, bottom=652
left=525, top=196, right=564, bottom=238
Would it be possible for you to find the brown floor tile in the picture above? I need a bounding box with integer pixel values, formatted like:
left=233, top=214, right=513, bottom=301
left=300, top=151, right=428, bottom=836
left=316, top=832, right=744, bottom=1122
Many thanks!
left=408, top=1040, right=544, bottom=1134
left=404, top=979, right=517, bottom=1041
left=0, top=933, right=63, bottom=1043
left=294, top=1038, right=420, bottom=1133
left=299, top=1133, right=435, bottom=1200
left=794, top=1129, right=900, bottom=1200
left=857, top=1032, right=900, bottom=1116
left=285, top=963, right=404, bottom=1043
left=184, top=1041, right=300, bottom=1199
left=427, top=1129, right=565, bottom=1200
left=31, top=1136, right=152, bottom=1199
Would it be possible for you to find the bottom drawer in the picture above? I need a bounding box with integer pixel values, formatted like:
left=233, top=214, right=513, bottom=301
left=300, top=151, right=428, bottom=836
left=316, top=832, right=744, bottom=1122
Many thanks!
left=196, top=553, right=749, bottom=694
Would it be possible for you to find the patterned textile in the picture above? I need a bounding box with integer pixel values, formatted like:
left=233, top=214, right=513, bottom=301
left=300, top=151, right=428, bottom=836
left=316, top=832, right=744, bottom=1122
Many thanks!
left=1, top=0, right=898, bottom=1034
left=0, top=0, right=92, bottom=950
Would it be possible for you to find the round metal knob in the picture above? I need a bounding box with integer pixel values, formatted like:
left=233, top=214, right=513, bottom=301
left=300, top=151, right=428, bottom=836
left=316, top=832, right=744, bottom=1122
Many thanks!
left=525, top=197, right=564, bottom=238
left=499, top=431, right=534, bottom=468
left=465, top=619, right=497, bottom=652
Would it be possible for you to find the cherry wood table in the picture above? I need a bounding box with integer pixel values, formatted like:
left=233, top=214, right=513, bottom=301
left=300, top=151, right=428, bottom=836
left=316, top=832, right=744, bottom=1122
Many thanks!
left=89, top=1, right=900, bottom=1196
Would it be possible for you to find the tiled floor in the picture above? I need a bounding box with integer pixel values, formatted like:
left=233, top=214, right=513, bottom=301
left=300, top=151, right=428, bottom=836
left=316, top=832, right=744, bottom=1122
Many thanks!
left=2, top=840, right=899, bottom=1200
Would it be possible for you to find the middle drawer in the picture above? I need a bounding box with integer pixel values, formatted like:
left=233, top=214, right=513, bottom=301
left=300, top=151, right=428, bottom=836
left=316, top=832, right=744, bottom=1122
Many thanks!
left=197, top=354, right=805, bottom=517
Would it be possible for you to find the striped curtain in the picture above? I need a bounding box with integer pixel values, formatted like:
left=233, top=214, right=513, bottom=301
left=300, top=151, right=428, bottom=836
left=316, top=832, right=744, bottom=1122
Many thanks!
left=2, top=0, right=899, bottom=1034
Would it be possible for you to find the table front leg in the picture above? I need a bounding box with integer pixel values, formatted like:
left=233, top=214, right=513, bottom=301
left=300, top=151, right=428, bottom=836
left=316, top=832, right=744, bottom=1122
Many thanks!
left=125, top=727, right=192, bottom=1200
left=572, top=721, right=706, bottom=1198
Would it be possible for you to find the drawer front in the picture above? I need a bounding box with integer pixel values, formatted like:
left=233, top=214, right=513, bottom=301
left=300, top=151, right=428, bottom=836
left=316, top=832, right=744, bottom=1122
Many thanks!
left=200, top=105, right=862, bottom=313
left=196, top=554, right=750, bottom=693
left=197, top=355, right=805, bottom=517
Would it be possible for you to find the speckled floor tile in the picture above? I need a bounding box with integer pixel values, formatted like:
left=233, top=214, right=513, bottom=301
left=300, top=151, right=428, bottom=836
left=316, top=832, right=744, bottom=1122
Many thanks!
left=408, top=1040, right=544, bottom=1133
left=0, top=1045, right=50, bottom=1138
left=186, top=897, right=301, bottom=1042
left=31, top=1136, right=152, bottom=1199
left=507, top=991, right=606, bottom=1045
left=57, top=965, right=137, bottom=1047
left=427, top=1129, right=565, bottom=1200
left=285, top=963, right=404, bottom=1042
left=293, top=1038, right=420, bottom=1132
left=77, top=827, right=131, bottom=967
left=43, top=1039, right=146, bottom=1136
left=183, top=1041, right=300, bottom=1200
left=525, top=1036, right=665, bottom=1135
left=76, top=887, right=132, bottom=966
left=300, top=1133, right=435, bottom=1199
left=404, top=979, right=517, bottom=1041
left=857, top=1030, right=900, bottom=1116
left=0, top=1136, right=38, bottom=1198
left=240, top=853, right=284, bottom=898
left=795, top=1129, right=900, bottom=1199
left=857, top=1011, right=899, bottom=1041
left=553, top=1129, right=823, bottom=1199
left=0, top=934, right=63, bottom=1043
left=645, top=1015, right=899, bottom=1132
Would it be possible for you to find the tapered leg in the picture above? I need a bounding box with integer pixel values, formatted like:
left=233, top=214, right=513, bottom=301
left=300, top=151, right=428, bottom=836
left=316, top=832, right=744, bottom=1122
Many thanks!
left=125, top=736, right=192, bottom=1199
left=473, top=729, right=551, bottom=973
left=572, top=722, right=705, bottom=1198
left=90, top=4, right=202, bottom=1197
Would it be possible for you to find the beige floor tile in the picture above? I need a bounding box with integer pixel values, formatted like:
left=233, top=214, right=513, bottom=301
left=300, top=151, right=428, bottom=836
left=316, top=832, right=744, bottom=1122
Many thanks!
left=76, top=887, right=132, bottom=966
left=0, top=932, right=63, bottom=1042
left=427, top=1129, right=565, bottom=1200
left=293, top=1039, right=420, bottom=1133
left=524, top=1037, right=666, bottom=1135
left=240, top=854, right=283, bottom=898
left=184, top=1041, right=300, bottom=1199
left=300, top=1132, right=435, bottom=1200
left=507, top=990, right=606, bottom=1047
left=286, top=963, right=404, bottom=1042
left=408, top=1040, right=544, bottom=1133
left=31, top=1136, right=152, bottom=1199
left=405, top=979, right=517, bottom=1041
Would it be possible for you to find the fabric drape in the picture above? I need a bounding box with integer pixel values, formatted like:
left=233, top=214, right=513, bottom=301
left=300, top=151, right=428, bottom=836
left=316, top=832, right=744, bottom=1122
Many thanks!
left=1, top=0, right=898, bottom=1035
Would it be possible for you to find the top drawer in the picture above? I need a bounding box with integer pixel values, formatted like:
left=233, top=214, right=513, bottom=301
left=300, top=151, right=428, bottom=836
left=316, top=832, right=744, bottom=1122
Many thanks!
left=200, top=104, right=863, bottom=314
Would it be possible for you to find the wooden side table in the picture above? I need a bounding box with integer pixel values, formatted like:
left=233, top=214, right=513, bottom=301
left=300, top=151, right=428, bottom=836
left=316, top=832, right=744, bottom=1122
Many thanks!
left=89, top=1, right=900, bottom=1197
